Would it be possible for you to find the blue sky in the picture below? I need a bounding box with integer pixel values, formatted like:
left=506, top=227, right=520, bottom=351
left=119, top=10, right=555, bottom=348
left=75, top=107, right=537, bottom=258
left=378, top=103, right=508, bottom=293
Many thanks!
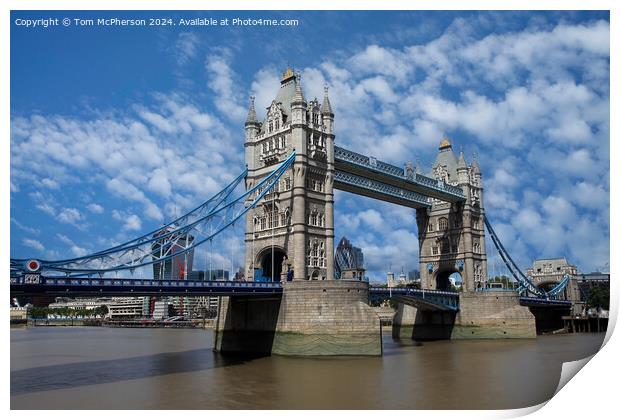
left=10, top=10, right=610, bottom=280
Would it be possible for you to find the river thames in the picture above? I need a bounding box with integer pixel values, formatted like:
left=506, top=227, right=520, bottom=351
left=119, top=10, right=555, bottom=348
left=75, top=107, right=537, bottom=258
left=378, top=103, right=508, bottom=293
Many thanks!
left=10, top=327, right=604, bottom=410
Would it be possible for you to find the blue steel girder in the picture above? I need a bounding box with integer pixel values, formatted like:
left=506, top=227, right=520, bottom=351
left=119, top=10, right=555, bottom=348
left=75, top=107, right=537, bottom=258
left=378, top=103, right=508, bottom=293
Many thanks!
left=334, top=170, right=431, bottom=209
left=334, top=146, right=465, bottom=203
left=519, top=296, right=572, bottom=309
left=368, top=287, right=459, bottom=311
left=11, top=152, right=296, bottom=277
left=10, top=275, right=283, bottom=298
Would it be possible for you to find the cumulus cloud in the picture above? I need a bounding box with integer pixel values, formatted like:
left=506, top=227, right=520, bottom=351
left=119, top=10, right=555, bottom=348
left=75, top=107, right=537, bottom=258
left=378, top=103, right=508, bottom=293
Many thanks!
left=23, top=238, right=44, bottom=252
left=205, top=50, right=246, bottom=122
left=112, top=210, right=143, bottom=232
left=87, top=203, right=105, bottom=214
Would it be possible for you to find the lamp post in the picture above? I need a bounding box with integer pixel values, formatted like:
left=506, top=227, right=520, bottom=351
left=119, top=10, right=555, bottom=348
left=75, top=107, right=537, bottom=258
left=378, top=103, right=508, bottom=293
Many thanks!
left=252, top=215, right=258, bottom=281
left=271, top=186, right=276, bottom=283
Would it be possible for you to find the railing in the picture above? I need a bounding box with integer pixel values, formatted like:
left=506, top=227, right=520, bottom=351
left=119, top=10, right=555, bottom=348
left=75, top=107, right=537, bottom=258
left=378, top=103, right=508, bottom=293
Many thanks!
left=519, top=296, right=572, bottom=306
left=368, top=287, right=459, bottom=310
left=334, top=146, right=465, bottom=199
left=334, top=147, right=404, bottom=177
left=334, top=171, right=431, bottom=207
left=369, top=287, right=459, bottom=296
left=11, top=276, right=283, bottom=290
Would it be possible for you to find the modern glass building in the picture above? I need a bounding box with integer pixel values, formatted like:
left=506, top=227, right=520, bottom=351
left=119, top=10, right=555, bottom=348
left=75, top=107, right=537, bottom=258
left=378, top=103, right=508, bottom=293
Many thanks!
left=334, top=236, right=364, bottom=280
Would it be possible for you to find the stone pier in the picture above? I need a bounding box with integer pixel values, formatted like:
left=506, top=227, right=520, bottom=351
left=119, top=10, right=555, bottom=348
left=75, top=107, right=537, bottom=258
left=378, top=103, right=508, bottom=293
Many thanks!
left=214, top=280, right=382, bottom=356
left=393, top=291, right=536, bottom=340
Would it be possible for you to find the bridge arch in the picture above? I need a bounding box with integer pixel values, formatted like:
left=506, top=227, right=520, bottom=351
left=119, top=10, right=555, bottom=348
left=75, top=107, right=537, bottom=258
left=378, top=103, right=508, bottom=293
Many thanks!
left=255, top=246, right=288, bottom=282
left=433, top=267, right=463, bottom=292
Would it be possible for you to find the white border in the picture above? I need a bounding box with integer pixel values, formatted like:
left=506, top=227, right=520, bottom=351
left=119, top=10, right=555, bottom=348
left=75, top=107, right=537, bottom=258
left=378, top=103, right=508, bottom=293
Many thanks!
left=2, top=1, right=616, bottom=419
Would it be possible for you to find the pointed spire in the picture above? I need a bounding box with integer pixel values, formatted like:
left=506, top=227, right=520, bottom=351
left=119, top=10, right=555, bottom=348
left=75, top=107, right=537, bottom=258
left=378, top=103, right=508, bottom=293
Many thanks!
left=471, top=152, right=480, bottom=173
left=291, top=73, right=306, bottom=105
left=321, top=84, right=333, bottom=116
left=457, top=150, right=467, bottom=169
left=245, top=96, right=257, bottom=124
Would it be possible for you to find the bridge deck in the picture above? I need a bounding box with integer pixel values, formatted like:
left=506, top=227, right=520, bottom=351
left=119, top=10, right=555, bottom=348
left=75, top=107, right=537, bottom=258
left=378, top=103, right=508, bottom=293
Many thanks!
left=369, top=287, right=460, bottom=311
left=10, top=277, right=283, bottom=298
left=334, top=146, right=466, bottom=203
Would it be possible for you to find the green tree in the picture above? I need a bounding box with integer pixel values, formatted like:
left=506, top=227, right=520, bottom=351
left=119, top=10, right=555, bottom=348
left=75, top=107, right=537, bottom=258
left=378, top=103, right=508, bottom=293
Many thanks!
left=586, top=285, right=610, bottom=310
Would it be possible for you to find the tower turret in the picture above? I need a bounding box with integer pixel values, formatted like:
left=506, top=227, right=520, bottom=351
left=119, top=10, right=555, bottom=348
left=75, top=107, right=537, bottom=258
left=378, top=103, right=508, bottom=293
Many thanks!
left=457, top=151, right=468, bottom=185
left=244, top=96, right=260, bottom=170
left=321, top=85, right=334, bottom=134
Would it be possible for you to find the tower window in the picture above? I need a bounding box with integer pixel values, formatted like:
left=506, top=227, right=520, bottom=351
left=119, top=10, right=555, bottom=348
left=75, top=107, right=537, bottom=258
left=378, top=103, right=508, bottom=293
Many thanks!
left=431, top=246, right=439, bottom=256
left=439, top=217, right=448, bottom=230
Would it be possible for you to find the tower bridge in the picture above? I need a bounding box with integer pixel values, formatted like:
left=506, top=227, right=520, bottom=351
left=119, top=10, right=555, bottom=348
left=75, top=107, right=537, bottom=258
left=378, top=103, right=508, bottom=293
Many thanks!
left=11, top=67, right=575, bottom=356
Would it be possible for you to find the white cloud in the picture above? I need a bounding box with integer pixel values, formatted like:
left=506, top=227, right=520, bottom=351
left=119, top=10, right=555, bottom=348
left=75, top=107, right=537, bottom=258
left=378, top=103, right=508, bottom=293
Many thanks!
left=112, top=210, right=143, bottom=232
left=23, top=238, right=44, bottom=252
left=87, top=203, right=104, bottom=214
left=56, top=208, right=84, bottom=226
left=205, top=50, right=246, bottom=122
left=175, top=32, right=199, bottom=65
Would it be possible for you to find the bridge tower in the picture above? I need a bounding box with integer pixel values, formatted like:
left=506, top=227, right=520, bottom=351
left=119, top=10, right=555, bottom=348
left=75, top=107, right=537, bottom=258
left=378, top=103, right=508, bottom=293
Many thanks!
left=417, top=138, right=488, bottom=292
left=215, top=68, right=380, bottom=356
left=243, top=68, right=335, bottom=283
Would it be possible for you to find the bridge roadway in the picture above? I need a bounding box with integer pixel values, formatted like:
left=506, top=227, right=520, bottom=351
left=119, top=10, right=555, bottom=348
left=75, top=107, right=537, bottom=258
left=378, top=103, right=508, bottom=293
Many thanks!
left=10, top=276, right=571, bottom=309
left=10, top=276, right=283, bottom=298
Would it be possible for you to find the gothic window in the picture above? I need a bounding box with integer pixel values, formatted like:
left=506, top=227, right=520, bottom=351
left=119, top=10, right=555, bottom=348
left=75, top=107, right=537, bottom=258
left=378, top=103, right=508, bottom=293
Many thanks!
left=268, top=212, right=274, bottom=229
left=473, top=218, right=480, bottom=230
left=275, top=120, right=279, bottom=130
left=473, top=242, right=480, bottom=253
left=431, top=246, right=439, bottom=256
left=308, top=240, right=319, bottom=267
left=262, top=143, right=266, bottom=153
left=260, top=217, right=266, bottom=230
left=439, top=217, right=448, bottom=230
left=428, top=221, right=434, bottom=232
left=269, top=121, right=273, bottom=133
left=280, top=213, right=287, bottom=226
left=312, top=113, right=319, bottom=125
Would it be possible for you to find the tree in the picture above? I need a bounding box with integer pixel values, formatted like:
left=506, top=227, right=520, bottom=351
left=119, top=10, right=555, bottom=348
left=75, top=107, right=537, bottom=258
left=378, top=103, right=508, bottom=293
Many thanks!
left=586, top=285, right=610, bottom=310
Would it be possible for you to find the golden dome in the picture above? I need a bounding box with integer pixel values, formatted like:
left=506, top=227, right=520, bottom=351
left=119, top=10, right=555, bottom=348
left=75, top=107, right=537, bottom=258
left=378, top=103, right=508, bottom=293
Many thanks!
left=439, top=137, right=452, bottom=150
left=281, top=67, right=295, bottom=82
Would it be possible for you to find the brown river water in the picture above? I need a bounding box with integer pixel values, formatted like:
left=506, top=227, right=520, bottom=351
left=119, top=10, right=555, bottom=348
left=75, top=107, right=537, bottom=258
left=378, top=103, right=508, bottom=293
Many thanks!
left=10, top=327, right=604, bottom=410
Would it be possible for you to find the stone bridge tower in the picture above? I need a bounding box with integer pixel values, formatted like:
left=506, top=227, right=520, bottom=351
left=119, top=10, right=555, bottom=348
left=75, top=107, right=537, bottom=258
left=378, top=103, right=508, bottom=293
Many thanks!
left=417, top=138, right=488, bottom=292
left=243, top=68, right=335, bottom=283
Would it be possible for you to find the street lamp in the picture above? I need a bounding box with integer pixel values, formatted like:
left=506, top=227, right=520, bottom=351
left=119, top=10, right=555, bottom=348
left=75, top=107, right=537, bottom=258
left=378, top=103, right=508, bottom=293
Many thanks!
left=252, top=215, right=258, bottom=281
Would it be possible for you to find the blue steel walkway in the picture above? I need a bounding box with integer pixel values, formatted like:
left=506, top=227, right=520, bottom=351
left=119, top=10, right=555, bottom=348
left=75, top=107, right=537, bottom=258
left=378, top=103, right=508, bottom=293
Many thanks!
left=10, top=276, right=283, bottom=298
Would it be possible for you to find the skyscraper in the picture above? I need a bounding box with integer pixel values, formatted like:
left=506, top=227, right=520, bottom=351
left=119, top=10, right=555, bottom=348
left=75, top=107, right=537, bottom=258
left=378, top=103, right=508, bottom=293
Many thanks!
left=334, top=236, right=364, bottom=280
left=151, top=226, right=194, bottom=280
